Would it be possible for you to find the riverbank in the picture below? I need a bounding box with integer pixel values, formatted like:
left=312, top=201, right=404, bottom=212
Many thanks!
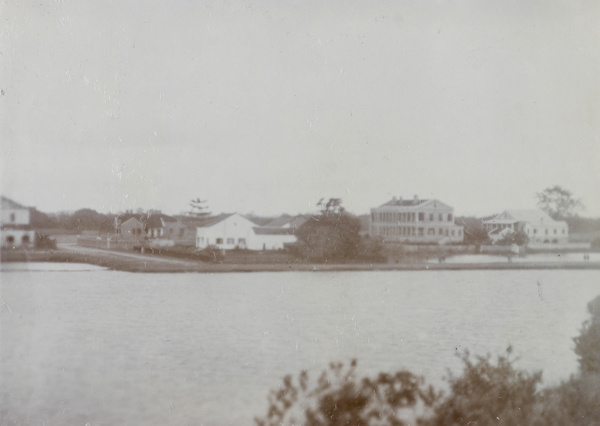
left=2, top=247, right=600, bottom=273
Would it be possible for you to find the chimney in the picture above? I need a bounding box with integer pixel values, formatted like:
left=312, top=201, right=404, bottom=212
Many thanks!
left=413, top=194, right=418, bottom=202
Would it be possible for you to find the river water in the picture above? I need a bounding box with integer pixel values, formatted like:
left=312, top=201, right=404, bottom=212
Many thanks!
left=1, top=263, right=599, bottom=425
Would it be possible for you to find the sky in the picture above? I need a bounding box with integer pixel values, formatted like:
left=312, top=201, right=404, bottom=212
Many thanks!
left=2, top=0, right=599, bottom=218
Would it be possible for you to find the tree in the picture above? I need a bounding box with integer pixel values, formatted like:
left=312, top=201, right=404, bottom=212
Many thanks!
left=573, top=295, right=600, bottom=374
left=464, top=227, right=491, bottom=246
left=63, top=209, right=115, bottom=233
left=189, top=198, right=210, bottom=218
left=534, top=295, right=600, bottom=425
left=296, top=198, right=362, bottom=262
left=317, top=198, right=345, bottom=216
left=497, top=230, right=529, bottom=247
left=425, top=347, right=542, bottom=426
left=536, top=186, right=584, bottom=220
left=255, top=360, right=438, bottom=426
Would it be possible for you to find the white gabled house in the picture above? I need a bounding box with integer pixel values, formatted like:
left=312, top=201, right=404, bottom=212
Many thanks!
left=1, top=196, right=36, bottom=248
left=195, top=213, right=298, bottom=251
left=482, top=209, right=568, bottom=244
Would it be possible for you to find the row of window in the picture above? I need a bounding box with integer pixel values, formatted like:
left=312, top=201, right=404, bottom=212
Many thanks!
left=5, top=235, right=31, bottom=243
left=375, top=226, right=462, bottom=237
left=487, top=224, right=566, bottom=236
left=196, top=236, right=246, bottom=245
left=527, top=228, right=566, bottom=235
left=372, top=211, right=453, bottom=223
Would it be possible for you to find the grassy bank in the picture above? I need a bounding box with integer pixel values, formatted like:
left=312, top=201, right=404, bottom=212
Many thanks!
left=2, top=247, right=600, bottom=273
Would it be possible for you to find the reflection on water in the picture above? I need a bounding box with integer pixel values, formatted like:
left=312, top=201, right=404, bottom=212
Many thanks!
left=0, top=262, right=106, bottom=272
left=435, top=252, right=600, bottom=264
left=1, top=268, right=599, bottom=425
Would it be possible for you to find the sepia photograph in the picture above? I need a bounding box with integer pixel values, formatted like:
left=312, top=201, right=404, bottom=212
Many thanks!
left=1, top=1, right=600, bottom=424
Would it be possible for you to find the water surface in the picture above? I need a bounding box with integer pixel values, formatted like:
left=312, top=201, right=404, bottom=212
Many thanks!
left=1, top=267, right=599, bottom=425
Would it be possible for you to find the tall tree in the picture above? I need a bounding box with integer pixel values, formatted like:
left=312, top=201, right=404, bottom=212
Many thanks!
left=536, top=186, right=584, bottom=220
left=189, top=198, right=211, bottom=218
left=297, top=198, right=361, bottom=262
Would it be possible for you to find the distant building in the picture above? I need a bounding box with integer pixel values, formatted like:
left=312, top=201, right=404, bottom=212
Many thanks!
left=370, top=196, right=464, bottom=244
left=145, top=214, right=174, bottom=239
left=264, top=215, right=308, bottom=230
left=482, top=210, right=568, bottom=244
left=164, top=216, right=202, bottom=246
left=195, top=213, right=297, bottom=250
left=1, top=196, right=36, bottom=248
left=119, top=217, right=145, bottom=241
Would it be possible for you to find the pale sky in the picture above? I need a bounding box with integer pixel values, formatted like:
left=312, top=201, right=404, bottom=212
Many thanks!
left=2, top=0, right=599, bottom=217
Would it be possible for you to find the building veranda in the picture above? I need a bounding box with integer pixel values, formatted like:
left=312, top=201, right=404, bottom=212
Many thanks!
left=370, top=196, right=464, bottom=244
left=482, top=210, right=568, bottom=245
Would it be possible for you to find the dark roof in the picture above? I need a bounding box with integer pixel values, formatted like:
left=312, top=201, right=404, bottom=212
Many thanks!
left=381, top=197, right=429, bottom=207
left=1, top=196, right=28, bottom=210
left=146, top=215, right=165, bottom=229
left=265, top=215, right=294, bottom=227
left=119, top=213, right=174, bottom=228
left=265, top=215, right=308, bottom=229
left=253, top=227, right=296, bottom=235
left=196, top=213, right=235, bottom=228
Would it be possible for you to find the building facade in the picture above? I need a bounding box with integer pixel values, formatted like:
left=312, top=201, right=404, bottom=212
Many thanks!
left=482, top=210, right=568, bottom=244
left=119, top=217, right=145, bottom=241
left=1, top=196, right=36, bottom=248
left=195, top=213, right=298, bottom=250
left=370, top=196, right=464, bottom=244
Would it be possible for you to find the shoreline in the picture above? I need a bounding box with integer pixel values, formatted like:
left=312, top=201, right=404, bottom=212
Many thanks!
left=2, top=248, right=600, bottom=273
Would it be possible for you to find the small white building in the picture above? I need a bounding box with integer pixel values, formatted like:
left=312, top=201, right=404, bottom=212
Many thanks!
left=1, top=196, right=36, bottom=248
left=252, top=226, right=297, bottom=250
left=195, top=213, right=297, bottom=251
left=483, top=210, right=568, bottom=244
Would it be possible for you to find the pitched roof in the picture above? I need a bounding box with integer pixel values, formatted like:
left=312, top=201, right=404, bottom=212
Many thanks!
left=195, top=213, right=235, bottom=228
left=380, top=197, right=429, bottom=207
left=485, top=209, right=564, bottom=226
left=1, top=196, right=28, bottom=210
left=253, top=227, right=296, bottom=235
left=143, top=214, right=174, bottom=228
left=265, top=215, right=308, bottom=229
left=265, top=215, right=294, bottom=227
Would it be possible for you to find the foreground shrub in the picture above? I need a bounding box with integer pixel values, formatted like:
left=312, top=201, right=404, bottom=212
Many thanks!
left=255, top=360, right=438, bottom=426
left=534, top=373, right=600, bottom=425
left=424, top=347, right=542, bottom=426
left=256, top=295, right=600, bottom=425
left=574, top=295, right=600, bottom=374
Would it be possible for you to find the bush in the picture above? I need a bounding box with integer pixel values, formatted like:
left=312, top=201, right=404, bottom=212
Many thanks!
left=535, top=374, right=600, bottom=426
left=574, top=295, right=600, bottom=374
left=425, top=347, right=542, bottom=426
left=256, top=296, right=600, bottom=425
left=255, top=360, right=438, bottom=426
left=35, top=234, right=57, bottom=249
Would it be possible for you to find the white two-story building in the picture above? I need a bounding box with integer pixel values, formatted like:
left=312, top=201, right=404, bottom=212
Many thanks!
left=370, top=196, right=464, bottom=244
left=1, top=196, right=36, bottom=248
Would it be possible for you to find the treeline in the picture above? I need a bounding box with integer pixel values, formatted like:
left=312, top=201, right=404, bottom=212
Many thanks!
left=256, top=295, right=600, bottom=426
left=31, top=208, right=117, bottom=233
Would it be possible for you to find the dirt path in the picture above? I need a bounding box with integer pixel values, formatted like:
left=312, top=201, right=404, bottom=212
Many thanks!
left=56, top=243, right=205, bottom=272
left=58, top=244, right=192, bottom=264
